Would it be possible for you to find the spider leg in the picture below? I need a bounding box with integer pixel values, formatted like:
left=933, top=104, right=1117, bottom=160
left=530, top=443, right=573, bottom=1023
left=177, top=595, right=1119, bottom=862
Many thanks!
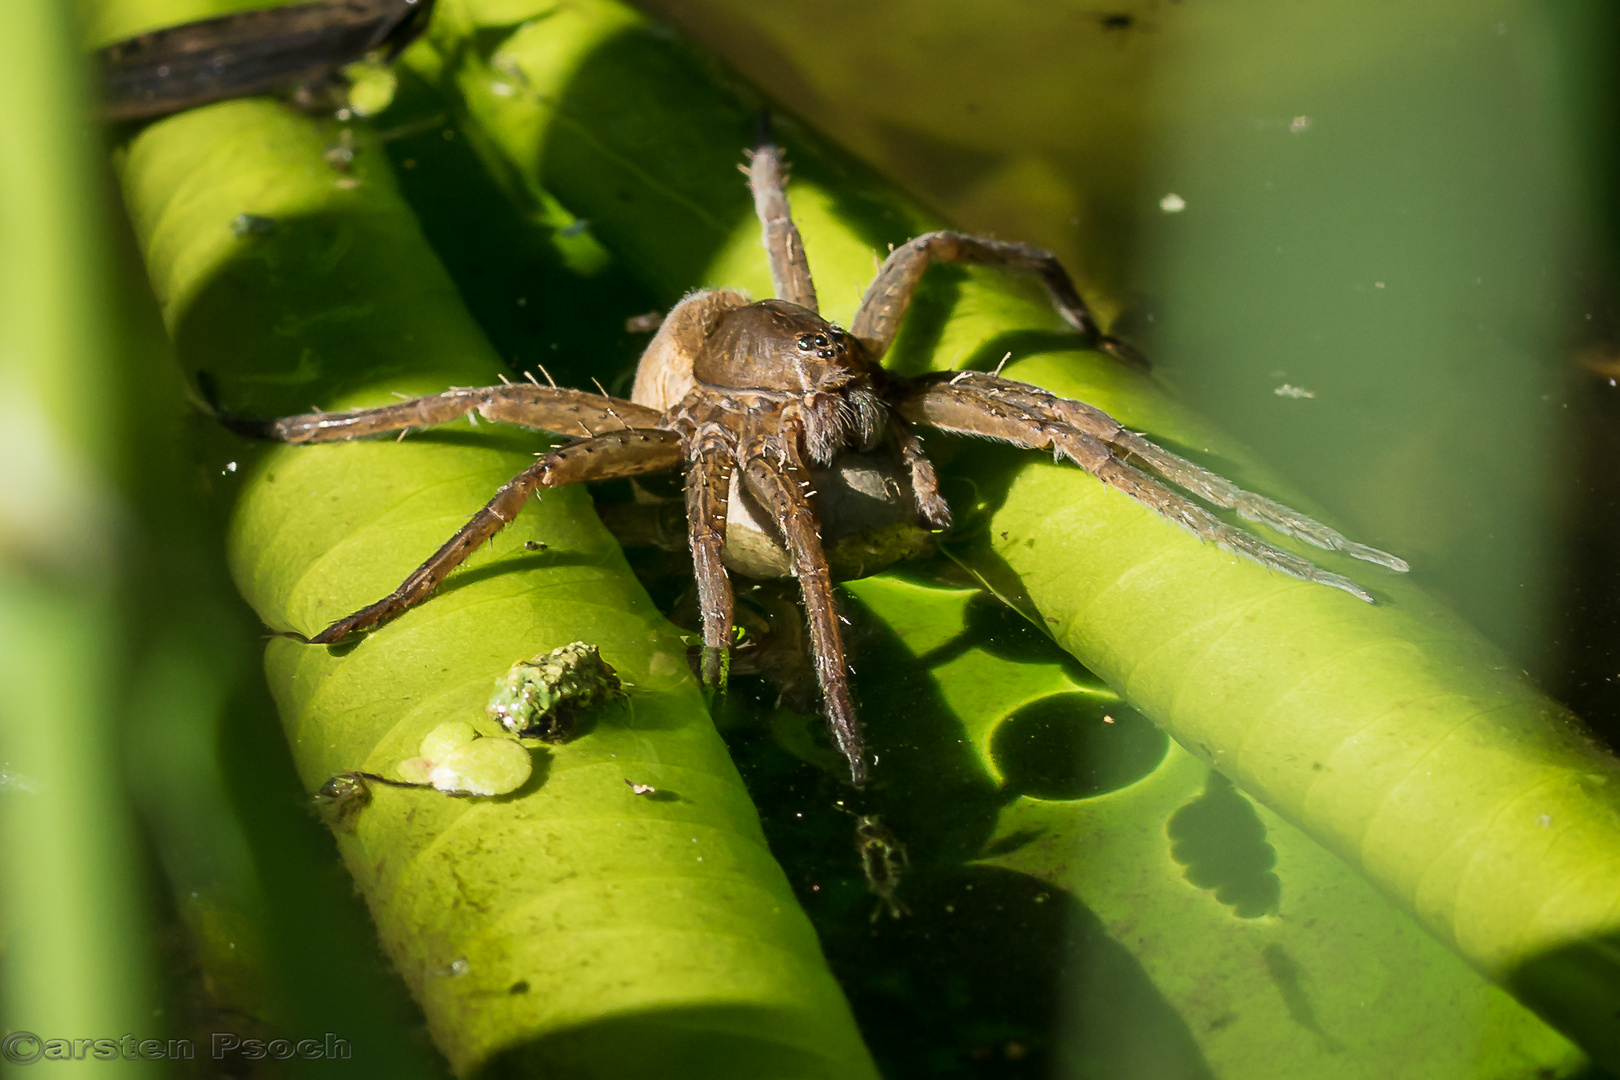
left=850, top=231, right=1141, bottom=367
left=1105, top=427, right=1407, bottom=571
left=305, top=428, right=682, bottom=643
left=685, top=441, right=737, bottom=687
left=895, top=374, right=1405, bottom=601
left=933, top=373, right=1409, bottom=572
left=886, top=415, right=952, bottom=530
left=739, top=447, right=867, bottom=786
left=746, top=143, right=818, bottom=312
left=209, top=383, right=661, bottom=443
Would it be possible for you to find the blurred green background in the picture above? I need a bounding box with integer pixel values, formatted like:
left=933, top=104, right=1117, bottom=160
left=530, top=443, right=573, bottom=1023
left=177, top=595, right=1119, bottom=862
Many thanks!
left=5, top=0, right=1620, bottom=1077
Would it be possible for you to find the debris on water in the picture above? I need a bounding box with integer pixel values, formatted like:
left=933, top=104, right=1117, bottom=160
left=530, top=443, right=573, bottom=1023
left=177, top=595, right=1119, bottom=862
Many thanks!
left=231, top=213, right=277, bottom=237
left=313, top=771, right=374, bottom=824
left=1159, top=193, right=1187, bottom=214
left=488, top=642, right=623, bottom=742
left=0, top=766, right=41, bottom=794
left=396, top=720, right=532, bottom=796
left=1274, top=384, right=1316, bottom=399
left=855, top=815, right=911, bottom=921
left=427, top=956, right=471, bottom=978
left=324, top=128, right=356, bottom=171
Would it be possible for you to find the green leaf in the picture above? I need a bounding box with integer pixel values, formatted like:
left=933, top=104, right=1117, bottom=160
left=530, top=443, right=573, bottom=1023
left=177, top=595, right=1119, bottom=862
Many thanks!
left=96, top=4, right=879, bottom=1072
left=843, top=574, right=1582, bottom=1078
left=417, top=0, right=1620, bottom=1068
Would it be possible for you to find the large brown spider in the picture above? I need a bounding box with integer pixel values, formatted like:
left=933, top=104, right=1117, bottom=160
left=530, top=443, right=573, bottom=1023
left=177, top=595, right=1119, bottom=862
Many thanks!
left=217, top=143, right=1406, bottom=787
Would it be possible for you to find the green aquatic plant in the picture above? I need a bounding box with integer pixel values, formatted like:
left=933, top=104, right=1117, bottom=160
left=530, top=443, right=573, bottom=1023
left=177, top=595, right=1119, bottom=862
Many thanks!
left=415, top=0, right=1620, bottom=1069
left=54, top=0, right=1620, bottom=1075
left=88, top=0, right=880, bottom=1066
left=395, top=720, right=533, bottom=795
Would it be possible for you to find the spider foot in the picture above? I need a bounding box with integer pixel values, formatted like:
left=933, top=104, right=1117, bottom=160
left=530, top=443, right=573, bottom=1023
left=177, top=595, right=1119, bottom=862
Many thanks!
left=698, top=644, right=731, bottom=690
left=1098, top=335, right=1150, bottom=371
left=194, top=369, right=279, bottom=440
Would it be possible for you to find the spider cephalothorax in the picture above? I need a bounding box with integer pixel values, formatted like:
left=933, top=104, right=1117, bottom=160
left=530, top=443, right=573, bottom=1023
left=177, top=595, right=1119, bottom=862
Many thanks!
left=219, top=142, right=1406, bottom=787
left=680, top=298, right=887, bottom=466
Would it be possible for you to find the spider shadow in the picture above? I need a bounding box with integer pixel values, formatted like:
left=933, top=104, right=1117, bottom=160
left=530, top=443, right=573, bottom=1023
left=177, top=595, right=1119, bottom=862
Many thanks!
left=381, top=63, right=659, bottom=390
left=429, top=550, right=604, bottom=602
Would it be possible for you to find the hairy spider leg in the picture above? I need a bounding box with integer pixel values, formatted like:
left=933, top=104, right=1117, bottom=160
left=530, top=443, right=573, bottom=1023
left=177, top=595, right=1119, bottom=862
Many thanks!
left=895, top=376, right=1402, bottom=601
left=739, top=447, right=868, bottom=786
left=942, top=373, right=1409, bottom=572
left=300, top=429, right=682, bottom=642
left=886, top=414, right=952, bottom=530
left=849, top=231, right=1144, bottom=368
left=747, top=144, right=818, bottom=312
left=684, top=441, right=737, bottom=687
left=212, top=383, right=661, bottom=443
left=1107, top=433, right=1409, bottom=572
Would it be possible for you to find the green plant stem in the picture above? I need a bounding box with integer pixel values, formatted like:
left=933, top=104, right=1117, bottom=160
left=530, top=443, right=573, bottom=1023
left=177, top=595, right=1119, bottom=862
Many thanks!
left=0, top=0, right=155, bottom=1070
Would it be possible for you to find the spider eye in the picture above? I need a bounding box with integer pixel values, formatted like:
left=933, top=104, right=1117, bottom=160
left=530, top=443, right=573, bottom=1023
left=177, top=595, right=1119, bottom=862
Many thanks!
left=794, top=328, right=845, bottom=360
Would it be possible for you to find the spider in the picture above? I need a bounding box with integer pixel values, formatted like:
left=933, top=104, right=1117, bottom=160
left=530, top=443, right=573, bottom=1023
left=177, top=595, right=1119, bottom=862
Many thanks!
left=216, top=142, right=1407, bottom=788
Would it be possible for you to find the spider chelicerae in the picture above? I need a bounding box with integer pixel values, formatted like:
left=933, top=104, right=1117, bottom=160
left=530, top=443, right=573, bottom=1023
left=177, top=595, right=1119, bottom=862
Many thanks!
left=217, top=142, right=1407, bottom=787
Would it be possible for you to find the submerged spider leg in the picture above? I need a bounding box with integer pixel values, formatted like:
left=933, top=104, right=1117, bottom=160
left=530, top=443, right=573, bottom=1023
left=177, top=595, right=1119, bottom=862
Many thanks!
left=685, top=441, right=738, bottom=686
left=895, top=378, right=1393, bottom=602
left=850, top=232, right=1143, bottom=367
left=739, top=446, right=868, bottom=786
left=304, top=429, right=683, bottom=643
left=886, top=414, right=952, bottom=530
left=212, top=383, right=661, bottom=443
left=1103, top=431, right=1409, bottom=572
left=926, top=373, right=1407, bottom=572
left=747, top=143, right=818, bottom=313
